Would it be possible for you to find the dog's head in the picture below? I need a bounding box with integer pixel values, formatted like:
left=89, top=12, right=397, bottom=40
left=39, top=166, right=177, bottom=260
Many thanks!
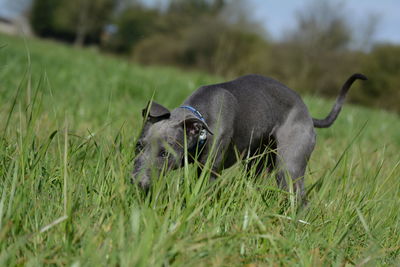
left=131, top=101, right=211, bottom=191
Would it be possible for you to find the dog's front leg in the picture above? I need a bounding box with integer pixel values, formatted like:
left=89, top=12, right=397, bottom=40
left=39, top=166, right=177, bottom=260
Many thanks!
left=197, top=132, right=233, bottom=182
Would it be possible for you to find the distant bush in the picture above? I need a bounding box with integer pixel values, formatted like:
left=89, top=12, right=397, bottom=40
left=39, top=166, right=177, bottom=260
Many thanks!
left=133, top=16, right=271, bottom=77
left=132, top=16, right=225, bottom=69
left=212, top=28, right=271, bottom=77
left=102, top=7, right=161, bottom=53
left=133, top=34, right=186, bottom=66
left=354, top=45, right=400, bottom=113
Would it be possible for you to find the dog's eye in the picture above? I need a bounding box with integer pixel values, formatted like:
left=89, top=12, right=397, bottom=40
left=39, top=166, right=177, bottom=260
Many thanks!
left=159, top=149, right=168, bottom=158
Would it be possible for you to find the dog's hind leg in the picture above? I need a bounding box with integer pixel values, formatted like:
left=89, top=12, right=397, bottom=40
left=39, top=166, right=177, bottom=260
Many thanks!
left=274, top=112, right=316, bottom=198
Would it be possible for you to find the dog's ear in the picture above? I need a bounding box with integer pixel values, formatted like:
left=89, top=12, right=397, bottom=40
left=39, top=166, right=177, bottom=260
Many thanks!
left=142, top=101, right=170, bottom=122
left=181, top=117, right=213, bottom=136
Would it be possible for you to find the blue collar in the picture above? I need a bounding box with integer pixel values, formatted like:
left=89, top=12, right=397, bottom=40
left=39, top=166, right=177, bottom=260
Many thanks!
left=179, top=105, right=205, bottom=122
left=179, top=105, right=207, bottom=154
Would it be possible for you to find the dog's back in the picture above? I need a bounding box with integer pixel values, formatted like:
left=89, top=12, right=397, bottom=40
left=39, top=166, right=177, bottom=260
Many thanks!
left=184, top=74, right=312, bottom=141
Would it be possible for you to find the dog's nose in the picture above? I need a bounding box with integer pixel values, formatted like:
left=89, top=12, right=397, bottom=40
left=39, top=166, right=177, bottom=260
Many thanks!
left=139, top=179, right=150, bottom=192
left=131, top=170, right=151, bottom=192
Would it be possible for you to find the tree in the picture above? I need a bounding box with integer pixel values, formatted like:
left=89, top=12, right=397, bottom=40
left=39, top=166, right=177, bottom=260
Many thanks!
left=104, top=6, right=161, bottom=53
left=279, top=0, right=356, bottom=95
left=167, top=0, right=225, bottom=16
left=30, top=0, right=60, bottom=37
left=53, top=0, right=115, bottom=46
left=288, top=0, right=351, bottom=51
left=30, top=0, right=115, bottom=45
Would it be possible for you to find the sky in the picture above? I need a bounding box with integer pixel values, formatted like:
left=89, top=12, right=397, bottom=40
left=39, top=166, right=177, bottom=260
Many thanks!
left=249, top=0, right=400, bottom=44
left=0, top=0, right=399, bottom=44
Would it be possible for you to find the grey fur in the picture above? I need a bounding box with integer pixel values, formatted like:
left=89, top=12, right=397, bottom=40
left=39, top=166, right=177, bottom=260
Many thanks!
left=132, top=73, right=367, bottom=196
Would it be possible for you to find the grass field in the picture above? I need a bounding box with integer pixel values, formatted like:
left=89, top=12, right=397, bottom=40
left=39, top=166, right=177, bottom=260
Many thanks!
left=0, top=33, right=399, bottom=266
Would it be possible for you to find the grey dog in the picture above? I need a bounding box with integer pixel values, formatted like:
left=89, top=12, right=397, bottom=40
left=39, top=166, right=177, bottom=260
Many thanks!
left=132, top=73, right=367, bottom=197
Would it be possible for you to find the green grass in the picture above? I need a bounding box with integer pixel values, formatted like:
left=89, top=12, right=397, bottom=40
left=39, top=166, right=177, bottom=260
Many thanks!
left=0, top=33, right=399, bottom=266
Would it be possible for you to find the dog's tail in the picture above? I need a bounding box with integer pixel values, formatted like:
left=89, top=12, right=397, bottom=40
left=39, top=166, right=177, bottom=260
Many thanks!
left=312, top=73, right=367, bottom=128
